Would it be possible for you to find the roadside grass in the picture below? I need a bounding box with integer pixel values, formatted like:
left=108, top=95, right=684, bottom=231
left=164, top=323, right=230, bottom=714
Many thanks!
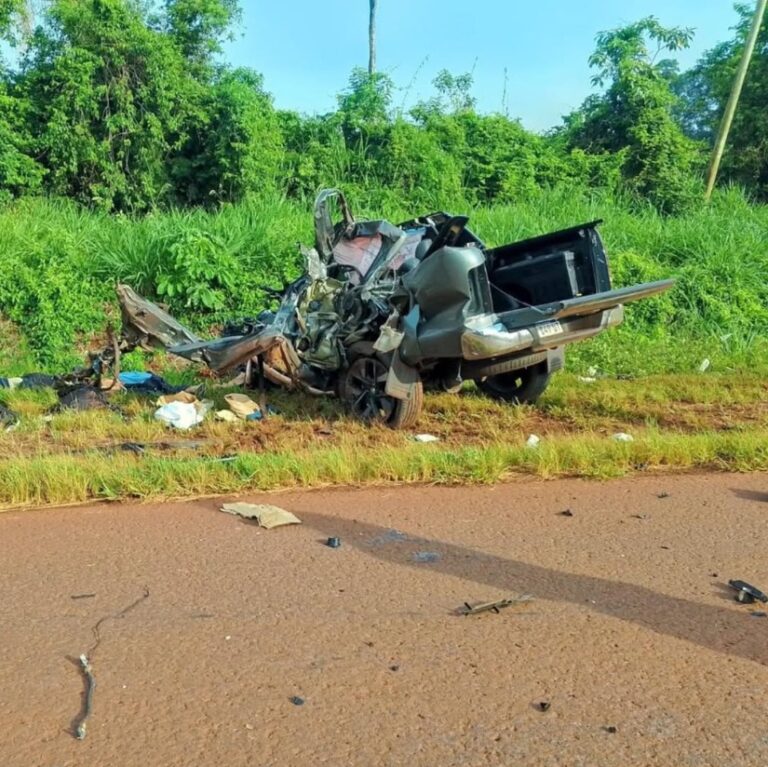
left=2, top=187, right=768, bottom=374
left=1, top=371, right=766, bottom=510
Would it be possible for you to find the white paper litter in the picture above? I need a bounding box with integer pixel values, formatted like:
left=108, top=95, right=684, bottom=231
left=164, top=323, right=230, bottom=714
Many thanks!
left=526, top=434, right=541, bottom=449
left=414, top=434, right=440, bottom=443
left=612, top=432, right=634, bottom=443
left=698, top=358, right=711, bottom=373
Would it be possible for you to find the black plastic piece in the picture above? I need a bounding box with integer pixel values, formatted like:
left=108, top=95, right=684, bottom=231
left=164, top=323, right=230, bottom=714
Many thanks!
left=729, top=579, right=768, bottom=604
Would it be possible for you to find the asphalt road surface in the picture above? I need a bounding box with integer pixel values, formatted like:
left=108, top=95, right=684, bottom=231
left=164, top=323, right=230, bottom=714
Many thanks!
left=2, top=473, right=767, bottom=767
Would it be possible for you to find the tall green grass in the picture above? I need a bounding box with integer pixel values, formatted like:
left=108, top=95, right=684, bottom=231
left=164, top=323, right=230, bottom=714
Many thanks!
left=0, top=186, right=766, bottom=373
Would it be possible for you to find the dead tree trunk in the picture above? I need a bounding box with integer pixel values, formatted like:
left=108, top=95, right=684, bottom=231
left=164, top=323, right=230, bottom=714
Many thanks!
left=368, top=0, right=377, bottom=75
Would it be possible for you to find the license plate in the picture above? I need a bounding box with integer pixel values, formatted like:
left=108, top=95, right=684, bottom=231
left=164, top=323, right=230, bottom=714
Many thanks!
left=536, top=320, right=563, bottom=338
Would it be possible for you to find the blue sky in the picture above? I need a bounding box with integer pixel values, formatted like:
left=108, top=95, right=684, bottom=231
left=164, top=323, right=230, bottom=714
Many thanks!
left=224, top=0, right=740, bottom=131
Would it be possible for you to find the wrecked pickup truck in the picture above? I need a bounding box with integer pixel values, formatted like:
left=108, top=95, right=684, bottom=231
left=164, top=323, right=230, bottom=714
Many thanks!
left=104, top=189, right=674, bottom=427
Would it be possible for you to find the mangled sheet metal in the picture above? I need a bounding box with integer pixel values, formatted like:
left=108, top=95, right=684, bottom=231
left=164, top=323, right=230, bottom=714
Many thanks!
left=117, top=284, right=202, bottom=354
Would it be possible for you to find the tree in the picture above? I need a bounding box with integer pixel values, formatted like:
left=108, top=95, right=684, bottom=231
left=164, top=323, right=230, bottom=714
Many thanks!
left=4, top=0, right=280, bottom=209
left=15, top=0, right=196, bottom=210
left=0, top=0, right=42, bottom=200
left=564, top=16, right=700, bottom=212
left=164, top=0, right=240, bottom=77
left=171, top=68, right=283, bottom=205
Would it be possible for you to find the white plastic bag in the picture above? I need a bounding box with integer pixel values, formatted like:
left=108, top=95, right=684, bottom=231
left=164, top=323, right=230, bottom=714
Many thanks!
left=154, top=401, right=204, bottom=430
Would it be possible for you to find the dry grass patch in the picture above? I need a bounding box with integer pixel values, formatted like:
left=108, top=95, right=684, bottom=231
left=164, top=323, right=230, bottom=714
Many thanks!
left=1, top=372, right=766, bottom=509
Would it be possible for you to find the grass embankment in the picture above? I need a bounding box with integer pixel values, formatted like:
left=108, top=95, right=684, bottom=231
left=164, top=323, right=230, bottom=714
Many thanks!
left=1, top=186, right=767, bottom=374
left=1, top=188, right=766, bottom=507
left=1, top=372, right=766, bottom=510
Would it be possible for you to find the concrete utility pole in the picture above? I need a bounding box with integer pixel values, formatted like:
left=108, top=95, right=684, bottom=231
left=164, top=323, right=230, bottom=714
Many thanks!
left=704, top=0, right=768, bottom=202
left=368, top=0, right=377, bottom=75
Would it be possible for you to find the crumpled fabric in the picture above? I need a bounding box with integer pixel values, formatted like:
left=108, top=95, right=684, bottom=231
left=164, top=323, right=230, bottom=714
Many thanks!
left=58, top=386, right=109, bottom=411
left=119, top=371, right=184, bottom=395
left=19, top=373, right=57, bottom=389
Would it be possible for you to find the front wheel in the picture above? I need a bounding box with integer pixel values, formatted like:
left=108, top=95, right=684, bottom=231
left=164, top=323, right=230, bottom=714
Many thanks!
left=477, top=363, right=551, bottom=405
left=339, top=356, right=423, bottom=428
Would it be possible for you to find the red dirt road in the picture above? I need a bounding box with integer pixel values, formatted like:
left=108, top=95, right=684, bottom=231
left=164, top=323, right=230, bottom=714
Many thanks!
left=2, top=474, right=768, bottom=767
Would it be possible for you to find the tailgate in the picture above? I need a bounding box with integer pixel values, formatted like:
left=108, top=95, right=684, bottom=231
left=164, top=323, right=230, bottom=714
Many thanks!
left=547, top=279, right=675, bottom=320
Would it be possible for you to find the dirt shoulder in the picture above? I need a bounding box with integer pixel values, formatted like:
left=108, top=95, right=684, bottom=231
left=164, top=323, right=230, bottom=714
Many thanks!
left=2, top=473, right=768, bottom=766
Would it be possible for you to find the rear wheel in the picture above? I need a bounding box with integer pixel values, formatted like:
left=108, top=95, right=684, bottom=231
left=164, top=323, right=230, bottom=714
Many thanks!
left=339, top=356, right=423, bottom=428
left=477, top=362, right=551, bottom=405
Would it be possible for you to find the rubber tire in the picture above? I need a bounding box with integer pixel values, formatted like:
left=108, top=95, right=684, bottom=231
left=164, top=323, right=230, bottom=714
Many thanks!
left=388, top=377, right=423, bottom=429
left=339, top=356, right=424, bottom=429
left=477, top=362, right=551, bottom=405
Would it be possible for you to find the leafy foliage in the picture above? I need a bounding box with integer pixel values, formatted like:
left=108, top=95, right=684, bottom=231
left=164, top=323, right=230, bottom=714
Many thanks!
left=156, top=230, right=237, bottom=310
left=0, top=4, right=767, bottom=210
left=562, top=16, right=701, bottom=213
left=0, top=3, right=767, bottom=372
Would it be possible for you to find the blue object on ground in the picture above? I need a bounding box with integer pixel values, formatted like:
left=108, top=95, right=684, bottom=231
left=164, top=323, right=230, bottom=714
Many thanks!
left=119, top=371, right=153, bottom=385
left=119, top=372, right=184, bottom=395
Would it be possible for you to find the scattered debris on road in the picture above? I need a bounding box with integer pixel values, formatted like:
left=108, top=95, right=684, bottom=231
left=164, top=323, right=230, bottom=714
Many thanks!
left=290, top=696, right=305, bottom=706
left=220, top=502, right=301, bottom=529
left=536, top=701, right=551, bottom=712
left=326, top=537, right=341, bottom=548
left=461, top=595, right=533, bottom=616
left=74, top=654, right=95, bottom=740
left=71, top=587, right=150, bottom=740
left=71, top=593, right=96, bottom=600
left=558, top=509, right=574, bottom=517
left=729, top=579, right=768, bottom=604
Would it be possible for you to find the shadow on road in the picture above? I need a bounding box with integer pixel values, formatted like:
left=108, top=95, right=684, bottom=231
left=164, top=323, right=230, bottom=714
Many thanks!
left=732, top=487, right=768, bottom=504
left=299, top=510, right=767, bottom=667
